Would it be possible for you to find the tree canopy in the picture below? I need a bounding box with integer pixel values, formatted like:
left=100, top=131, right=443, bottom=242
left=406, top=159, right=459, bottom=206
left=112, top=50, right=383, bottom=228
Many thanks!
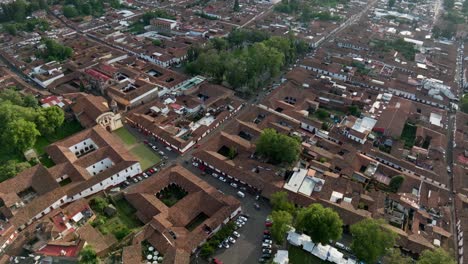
left=0, top=0, right=48, bottom=23
left=186, top=29, right=309, bottom=95
left=79, top=245, right=98, bottom=264
left=0, top=89, right=64, bottom=154
left=389, top=175, right=405, bottom=193
left=295, top=204, right=343, bottom=244
left=37, top=39, right=73, bottom=62
left=417, top=248, right=456, bottom=264
left=382, top=248, right=412, bottom=264
left=270, top=191, right=295, bottom=214
left=256, top=128, right=301, bottom=165
left=270, top=210, right=293, bottom=244
left=350, top=219, right=397, bottom=264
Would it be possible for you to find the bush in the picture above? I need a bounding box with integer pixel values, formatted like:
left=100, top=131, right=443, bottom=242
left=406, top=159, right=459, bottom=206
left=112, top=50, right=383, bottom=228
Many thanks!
left=90, top=197, right=108, bottom=213
left=113, top=225, right=130, bottom=240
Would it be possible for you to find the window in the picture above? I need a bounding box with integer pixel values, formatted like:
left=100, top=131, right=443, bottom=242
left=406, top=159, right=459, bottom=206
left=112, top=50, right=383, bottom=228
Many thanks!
left=84, top=142, right=87, bottom=145
left=93, top=165, right=95, bottom=168
left=90, top=188, right=93, bottom=191
left=101, top=161, right=103, bottom=164
left=75, top=146, right=78, bottom=149
left=125, top=169, right=128, bottom=173
left=111, top=176, right=114, bottom=180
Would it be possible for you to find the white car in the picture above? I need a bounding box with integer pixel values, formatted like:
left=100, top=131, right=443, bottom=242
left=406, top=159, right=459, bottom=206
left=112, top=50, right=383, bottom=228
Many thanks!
left=262, top=243, right=272, bottom=248
left=263, top=239, right=272, bottom=244
left=158, top=150, right=165, bottom=156
left=236, top=220, right=245, bottom=227
left=192, top=162, right=199, bottom=167
left=230, top=183, right=238, bottom=188
left=228, top=236, right=236, bottom=244
left=212, top=173, right=218, bottom=178
left=239, top=216, right=248, bottom=222
left=152, top=145, right=158, bottom=151
left=166, top=146, right=172, bottom=151
left=233, top=231, right=240, bottom=238
left=219, top=177, right=227, bottom=182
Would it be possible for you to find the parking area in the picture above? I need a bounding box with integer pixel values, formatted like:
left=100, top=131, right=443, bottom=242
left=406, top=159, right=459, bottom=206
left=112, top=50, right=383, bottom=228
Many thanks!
left=184, top=164, right=272, bottom=264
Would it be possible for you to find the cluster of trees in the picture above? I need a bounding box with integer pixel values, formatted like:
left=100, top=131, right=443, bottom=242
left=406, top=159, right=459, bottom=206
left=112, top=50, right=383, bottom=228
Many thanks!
left=0, top=89, right=64, bottom=154
left=269, top=192, right=343, bottom=244
left=256, top=128, right=301, bottom=165
left=129, top=10, right=175, bottom=34
left=0, top=0, right=48, bottom=23
left=301, top=7, right=341, bottom=22
left=275, top=0, right=343, bottom=22
left=37, top=39, right=73, bottom=62
left=371, top=38, right=417, bottom=61
left=186, top=29, right=309, bottom=95
left=3, top=18, right=49, bottom=36
left=62, top=0, right=120, bottom=18
left=269, top=191, right=455, bottom=264
left=199, top=222, right=236, bottom=259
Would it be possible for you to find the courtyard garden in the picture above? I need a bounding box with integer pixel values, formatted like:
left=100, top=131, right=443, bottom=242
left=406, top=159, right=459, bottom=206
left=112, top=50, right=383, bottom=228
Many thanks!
left=90, top=196, right=143, bottom=240
left=156, top=184, right=188, bottom=207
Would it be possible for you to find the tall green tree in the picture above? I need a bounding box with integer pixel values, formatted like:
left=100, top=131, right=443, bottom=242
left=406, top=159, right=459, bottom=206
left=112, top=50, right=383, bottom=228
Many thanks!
left=270, top=210, right=293, bottom=244
left=3, top=119, right=40, bottom=152
left=382, top=248, right=412, bottom=264
left=256, top=128, right=301, bottom=165
left=79, top=245, right=98, bottom=264
left=233, top=0, right=240, bottom=11
left=417, top=248, right=456, bottom=264
left=295, top=204, right=343, bottom=244
left=36, top=106, right=65, bottom=136
left=270, top=191, right=295, bottom=214
left=461, top=94, right=468, bottom=114
left=350, top=219, right=397, bottom=264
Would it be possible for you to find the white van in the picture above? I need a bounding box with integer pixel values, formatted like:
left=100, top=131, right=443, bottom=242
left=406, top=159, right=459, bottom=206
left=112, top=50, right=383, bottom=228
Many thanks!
left=237, top=191, right=245, bottom=198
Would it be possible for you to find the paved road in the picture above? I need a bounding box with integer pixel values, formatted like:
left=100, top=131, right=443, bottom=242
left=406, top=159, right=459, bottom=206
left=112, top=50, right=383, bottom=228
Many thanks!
left=183, top=164, right=272, bottom=264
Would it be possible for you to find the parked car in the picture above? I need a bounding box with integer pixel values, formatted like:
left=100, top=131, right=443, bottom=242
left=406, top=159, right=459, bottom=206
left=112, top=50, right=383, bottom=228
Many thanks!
left=239, top=216, right=248, bottom=222
left=165, top=146, right=172, bottom=151
left=233, top=231, right=240, bottom=238
left=261, top=253, right=271, bottom=259
left=213, top=258, right=223, bottom=264
left=265, top=222, right=272, bottom=227
left=152, top=145, right=158, bottom=151
left=137, top=176, right=143, bottom=181
left=263, top=239, right=272, bottom=244
left=262, top=244, right=272, bottom=249
left=222, top=241, right=230, bottom=249
left=237, top=191, right=245, bottom=198
left=212, top=173, right=218, bottom=178
left=158, top=150, right=165, bottom=156
left=124, top=180, right=130, bottom=186
left=230, top=183, right=238, bottom=188
left=240, top=186, right=247, bottom=191
left=262, top=249, right=272, bottom=254
left=258, top=258, right=266, bottom=263
left=228, top=236, right=236, bottom=244
left=132, top=177, right=138, bottom=183
left=144, top=140, right=149, bottom=144
left=192, top=162, right=199, bottom=167
left=142, top=173, right=149, bottom=179
left=219, top=177, right=227, bottom=182
left=263, top=234, right=271, bottom=240
left=263, top=230, right=270, bottom=235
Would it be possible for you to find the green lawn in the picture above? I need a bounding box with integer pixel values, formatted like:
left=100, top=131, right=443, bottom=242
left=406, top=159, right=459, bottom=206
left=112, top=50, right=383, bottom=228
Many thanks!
left=130, top=144, right=161, bottom=170
left=92, top=198, right=143, bottom=240
left=289, top=246, right=330, bottom=264
left=400, top=122, right=417, bottom=148
left=113, top=128, right=138, bottom=146
left=34, top=119, right=83, bottom=155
